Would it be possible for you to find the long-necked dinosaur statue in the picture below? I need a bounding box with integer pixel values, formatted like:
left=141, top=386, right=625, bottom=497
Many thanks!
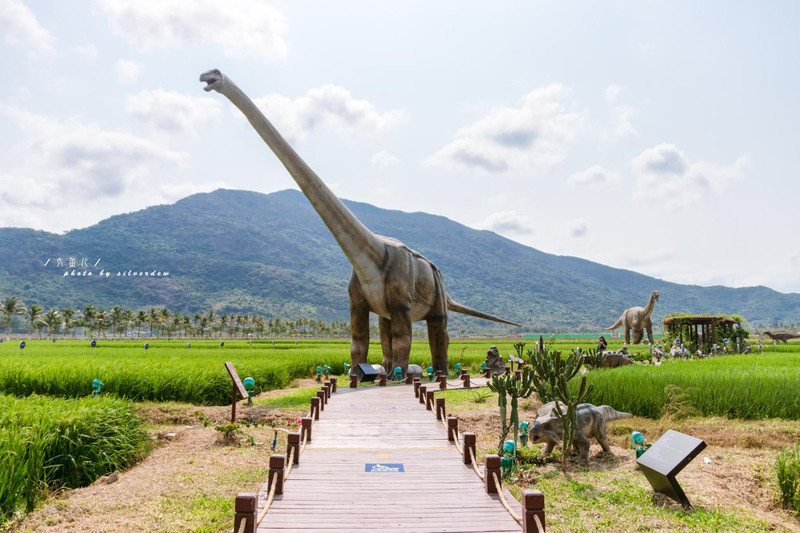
left=606, top=290, right=659, bottom=345
left=200, top=69, right=519, bottom=376
left=763, top=331, right=800, bottom=344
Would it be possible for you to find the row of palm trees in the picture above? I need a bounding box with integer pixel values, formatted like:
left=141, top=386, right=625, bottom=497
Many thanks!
left=1, top=296, right=354, bottom=340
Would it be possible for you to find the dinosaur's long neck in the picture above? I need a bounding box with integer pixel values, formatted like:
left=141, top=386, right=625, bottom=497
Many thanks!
left=643, top=293, right=657, bottom=318
left=218, top=77, right=384, bottom=273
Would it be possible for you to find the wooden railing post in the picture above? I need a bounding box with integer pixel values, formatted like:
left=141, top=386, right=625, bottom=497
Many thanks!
left=405, top=373, right=413, bottom=384
left=330, top=377, right=337, bottom=392
left=310, top=396, right=320, bottom=420
left=462, top=373, right=471, bottom=388
left=447, top=416, right=458, bottom=442
left=436, top=397, right=446, bottom=421
left=439, top=375, right=447, bottom=390
left=324, top=382, right=331, bottom=399
left=233, top=493, right=257, bottom=533
left=268, top=454, right=286, bottom=495
left=485, top=454, right=501, bottom=494
left=350, top=375, right=358, bottom=388
left=379, top=373, right=387, bottom=386
left=418, top=385, right=427, bottom=404
left=463, top=432, right=476, bottom=465
left=425, top=390, right=434, bottom=411
left=316, top=390, right=326, bottom=411
left=414, top=379, right=421, bottom=398
left=287, top=432, right=300, bottom=465
left=301, top=417, right=312, bottom=443
left=523, top=490, right=546, bottom=533
left=435, top=370, right=443, bottom=382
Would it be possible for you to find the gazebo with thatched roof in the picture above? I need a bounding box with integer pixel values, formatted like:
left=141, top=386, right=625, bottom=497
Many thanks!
left=662, top=314, right=746, bottom=354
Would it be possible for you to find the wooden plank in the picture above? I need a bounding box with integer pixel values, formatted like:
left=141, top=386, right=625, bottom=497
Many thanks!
left=255, top=384, right=521, bottom=532
left=225, top=361, right=249, bottom=399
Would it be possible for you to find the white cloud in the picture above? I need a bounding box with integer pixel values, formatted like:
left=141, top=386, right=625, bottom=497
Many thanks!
left=604, top=84, right=622, bottom=104
left=601, top=85, right=635, bottom=143
left=252, top=85, right=404, bottom=140
left=371, top=150, right=401, bottom=167
left=96, top=0, right=288, bottom=59
left=427, top=84, right=585, bottom=175
left=632, top=143, right=746, bottom=210
left=125, top=89, right=221, bottom=138
left=0, top=107, right=186, bottom=220
left=0, top=0, right=55, bottom=51
left=568, top=219, right=588, bottom=238
left=474, top=210, right=535, bottom=236
left=116, top=59, right=143, bottom=84
left=567, top=164, right=620, bottom=189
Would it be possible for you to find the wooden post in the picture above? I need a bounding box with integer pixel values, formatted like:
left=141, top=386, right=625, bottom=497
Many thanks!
left=324, top=382, right=331, bottom=399
left=316, top=390, right=325, bottom=411
left=522, top=490, right=546, bottom=533
left=435, top=397, right=446, bottom=420
left=435, top=370, right=442, bottom=382
left=419, top=385, right=427, bottom=405
left=350, top=374, right=358, bottom=388
left=233, top=493, right=257, bottom=533
left=485, top=454, right=501, bottom=493
left=231, top=382, right=237, bottom=423
left=447, top=416, right=458, bottom=442
left=330, top=377, right=337, bottom=392
left=301, top=417, right=312, bottom=443
left=225, top=362, right=249, bottom=423
left=461, top=369, right=468, bottom=377
left=379, top=373, right=387, bottom=386
left=405, top=373, right=413, bottom=384
left=439, top=375, right=447, bottom=390
left=287, top=432, right=300, bottom=465
left=425, top=390, right=434, bottom=411
left=484, top=368, right=492, bottom=378
left=414, top=379, right=421, bottom=398
left=319, top=387, right=328, bottom=405
left=268, top=454, right=286, bottom=495
left=463, top=432, right=476, bottom=465
left=310, top=396, right=320, bottom=420
left=462, top=374, right=471, bottom=388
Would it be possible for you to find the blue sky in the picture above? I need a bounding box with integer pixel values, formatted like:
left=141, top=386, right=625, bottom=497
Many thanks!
left=2, top=0, right=799, bottom=293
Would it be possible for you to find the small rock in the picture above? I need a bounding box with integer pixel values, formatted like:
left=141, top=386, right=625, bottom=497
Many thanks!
left=164, top=432, right=177, bottom=440
left=105, top=471, right=119, bottom=484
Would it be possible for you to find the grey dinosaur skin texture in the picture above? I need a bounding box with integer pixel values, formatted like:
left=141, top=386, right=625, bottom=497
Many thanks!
left=763, top=331, right=800, bottom=343
left=530, top=402, right=633, bottom=465
left=200, top=69, right=519, bottom=375
left=606, top=290, right=659, bottom=345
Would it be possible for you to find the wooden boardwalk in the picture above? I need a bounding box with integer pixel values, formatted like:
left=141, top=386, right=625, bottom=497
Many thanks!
left=256, top=381, right=522, bottom=532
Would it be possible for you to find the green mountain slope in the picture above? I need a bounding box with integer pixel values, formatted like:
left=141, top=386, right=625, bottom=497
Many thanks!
left=1, top=189, right=798, bottom=333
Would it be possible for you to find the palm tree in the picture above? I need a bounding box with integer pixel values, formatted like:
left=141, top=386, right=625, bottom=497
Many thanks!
left=26, top=304, right=43, bottom=338
left=95, top=309, right=109, bottom=338
left=110, top=306, right=125, bottom=338
left=82, top=304, right=97, bottom=338
left=1, top=296, right=27, bottom=334
left=136, top=310, right=147, bottom=337
left=219, top=314, right=229, bottom=339
left=148, top=307, right=159, bottom=337
left=42, top=308, right=62, bottom=339
left=61, top=307, right=76, bottom=337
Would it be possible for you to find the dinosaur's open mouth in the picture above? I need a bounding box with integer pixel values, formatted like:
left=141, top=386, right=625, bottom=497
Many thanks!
left=199, top=69, right=221, bottom=91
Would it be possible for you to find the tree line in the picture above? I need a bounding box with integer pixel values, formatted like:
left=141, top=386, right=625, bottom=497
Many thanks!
left=0, top=296, right=354, bottom=340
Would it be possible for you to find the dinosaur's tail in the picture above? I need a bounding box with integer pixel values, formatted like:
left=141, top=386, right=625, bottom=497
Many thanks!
left=446, top=297, right=521, bottom=327
left=606, top=315, right=624, bottom=331
left=597, top=405, right=633, bottom=422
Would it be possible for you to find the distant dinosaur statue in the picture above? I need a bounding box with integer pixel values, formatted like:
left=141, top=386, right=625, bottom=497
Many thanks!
left=763, top=331, right=800, bottom=344
left=606, top=290, right=659, bottom=345
left=200, top=69, right=519, bottom=376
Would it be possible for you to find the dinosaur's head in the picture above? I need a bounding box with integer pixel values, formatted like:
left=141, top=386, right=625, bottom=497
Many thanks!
left=653, top=290, right=660, bottom=302
left=529, top=420, right=545, bottom=444
left=200, top=69, right=224, bottom=92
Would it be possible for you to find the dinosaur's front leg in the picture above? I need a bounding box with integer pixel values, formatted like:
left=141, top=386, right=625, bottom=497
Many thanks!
left=379, top=317, right=393, bottom=374
left=624, top=325, right=631, bottom=344
left=348, top=272, right=370, bottom=371
left=389, top=308, right=412, bottom=375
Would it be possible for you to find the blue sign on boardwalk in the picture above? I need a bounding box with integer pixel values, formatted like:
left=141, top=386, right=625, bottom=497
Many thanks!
left=365, top=463, right=404, bottom=473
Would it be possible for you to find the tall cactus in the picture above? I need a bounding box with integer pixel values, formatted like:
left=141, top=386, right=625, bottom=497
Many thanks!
left=528, top=348, right=594, bottom=471
left=488, top=368, right=536, bottom=455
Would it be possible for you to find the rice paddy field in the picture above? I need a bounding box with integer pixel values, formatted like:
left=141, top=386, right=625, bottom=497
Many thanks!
left=2, top=337, right=799, bottom=527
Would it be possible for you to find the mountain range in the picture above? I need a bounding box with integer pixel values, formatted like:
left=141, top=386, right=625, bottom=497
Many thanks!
left=2, top=188, right=798, bottom=334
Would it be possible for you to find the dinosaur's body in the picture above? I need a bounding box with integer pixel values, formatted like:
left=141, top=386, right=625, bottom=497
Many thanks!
left=763, top=331, right=800, bottom=344
left=530, top=402, right=632, bottom=465
left=200, top=70, right=518, bottom=375
left=607, top=290, right=659, bottom=345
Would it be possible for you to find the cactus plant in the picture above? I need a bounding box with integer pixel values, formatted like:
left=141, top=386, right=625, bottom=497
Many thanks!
left=488, top=367, right=536, bottom=455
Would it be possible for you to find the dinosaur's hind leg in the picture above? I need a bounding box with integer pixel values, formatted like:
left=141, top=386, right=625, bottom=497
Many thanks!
left=389, top=309, right=412, bottom=375
left=427, top=315, right=449, bottom=374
